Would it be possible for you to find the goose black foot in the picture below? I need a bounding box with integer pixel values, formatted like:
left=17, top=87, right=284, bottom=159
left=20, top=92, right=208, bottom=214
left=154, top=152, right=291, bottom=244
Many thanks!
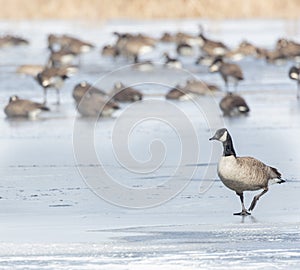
left=233, top=210, right=251, bottom=216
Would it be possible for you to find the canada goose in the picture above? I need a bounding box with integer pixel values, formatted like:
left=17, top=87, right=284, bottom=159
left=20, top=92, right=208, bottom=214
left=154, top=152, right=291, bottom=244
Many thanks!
left=136, top=33, right=157, bottom=47
left=66, top=38, right=95, bottom=55
left=195, top=55, right=215, bottom=66
left=183, top=79, right=220, bottom=95
left=48, top=48, right=76, bottom=67
left=165, top=85, right=186, bottom=100
left=4, top=95, right=49, bottom=118
left=0, top=35, right=29, bottom=48
left=111, top=82, right=143, bottom=102
left=288, top=66, right=300, bottom=99
left=132, top=55, right=154, bottom=71
left=160, top=32, right=176, bottom=43
left=198, top=26, right=228, bottom=56
left=176, top=42, right=194, bottom=56
left=265, top=49, right=286, bottom=64
left=48, top=34, right=94, bottom=54
left=16, top=64, right=45, bottom=77
left=101, top=45, right=119, bottom=58
left=175, top=32, right=200, bottom=46
left=75, top=90, right=119, bottom=117
left=236, top=40, right=258, bottom=57
left=36, top=66, right=77, bottom=104
left=163, top=53, right=182, bottom=69
left=276, top=38, right=300, bottom=59
left=114, top=32, right=154, bottom=60
left=254, top=47, right=284, bottom=64
left=209, top=57, right=244, bottom=92
left=72, top=81, right=106, bottom=103
left=222, top=41, right=258, bottom=61
left=219, top=93, right=250, bottom=116
left=209, top=128, right=285, bottom=215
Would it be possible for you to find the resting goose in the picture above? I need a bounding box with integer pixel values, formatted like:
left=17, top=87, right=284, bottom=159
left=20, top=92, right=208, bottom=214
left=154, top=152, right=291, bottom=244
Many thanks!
left=219, top=93, right=250, bottom=116
left=176, top=42, right=194, bottom=56
left=72, top=81, right=106, bottom=103
left=4, top=95, right=49, bottom=118
left=163, top=52, right=182, bottom=69
left=111, top=82, right=143, bottom=102
left=209, top=128, right=285, bottom=216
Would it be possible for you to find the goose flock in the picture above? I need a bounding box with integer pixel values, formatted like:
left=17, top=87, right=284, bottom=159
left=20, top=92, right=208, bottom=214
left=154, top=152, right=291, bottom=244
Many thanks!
left=2, top=25, right=300, bottom=119
left=2, top=23, right=296, bottom=215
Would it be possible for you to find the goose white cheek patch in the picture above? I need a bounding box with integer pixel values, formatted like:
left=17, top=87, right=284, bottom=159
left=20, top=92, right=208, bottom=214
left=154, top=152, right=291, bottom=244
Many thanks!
left=219, top=130, right=228, bottom=142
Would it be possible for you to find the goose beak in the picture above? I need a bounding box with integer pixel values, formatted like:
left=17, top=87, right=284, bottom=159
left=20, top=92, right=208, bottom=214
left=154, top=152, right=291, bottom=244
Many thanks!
left=209, top=136, right=215, bottom=141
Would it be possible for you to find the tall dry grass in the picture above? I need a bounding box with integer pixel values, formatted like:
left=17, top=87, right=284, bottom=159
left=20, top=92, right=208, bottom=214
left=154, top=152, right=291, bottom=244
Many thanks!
left=0, top=0, right=300, bottom=20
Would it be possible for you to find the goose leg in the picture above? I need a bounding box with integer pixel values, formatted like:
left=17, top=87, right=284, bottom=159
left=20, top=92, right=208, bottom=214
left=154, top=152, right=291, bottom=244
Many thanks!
left=56, top=88, right=60, bottom=105
left=248, top=187, right=268, bottom=212
left=234, top=192, right=251, bottom=216
left=234, top=80, right=238, bottom=92
left=225, top=80, right=229, bottom=93
left=297, top=81, right=300, bottom=100
left=43, top=88, right=47, bottom=105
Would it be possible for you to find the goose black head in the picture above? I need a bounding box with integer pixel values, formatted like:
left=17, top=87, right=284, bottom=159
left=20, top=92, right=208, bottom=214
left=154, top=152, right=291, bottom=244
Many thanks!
left=209, top=128, right=228, bottom=142
left=209, top=57, right=223, bottom=72
left=289, top=66, right=300, bottom=81
left=209, top=128, right=236, bottom=157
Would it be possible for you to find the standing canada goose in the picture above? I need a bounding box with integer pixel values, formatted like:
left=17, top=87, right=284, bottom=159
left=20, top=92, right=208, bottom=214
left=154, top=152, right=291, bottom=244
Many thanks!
left=36, top=66, right=77, bottom=104
left=4, top=95, right=49, bottom=118
left=219, top=93, right=250, bottom=116
left=72, top=81, right=107, bottom=103
left=111, top=82, right=143, bottom=102
left=209, top=128, right=285, bottom=216
left=209, top=57, right=244, bottom=92
left=163, top=53, right=182, bottom=69
left=288, top=66, right=300, bottom=99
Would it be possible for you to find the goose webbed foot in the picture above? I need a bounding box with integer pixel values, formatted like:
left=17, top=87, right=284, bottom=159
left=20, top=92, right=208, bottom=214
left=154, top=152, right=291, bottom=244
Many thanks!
left=233, top=210, right=251, bottom=216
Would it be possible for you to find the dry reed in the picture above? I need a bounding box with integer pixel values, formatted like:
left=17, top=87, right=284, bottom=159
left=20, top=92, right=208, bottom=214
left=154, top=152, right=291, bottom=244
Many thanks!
left=0, top=0, right=300, bottom=20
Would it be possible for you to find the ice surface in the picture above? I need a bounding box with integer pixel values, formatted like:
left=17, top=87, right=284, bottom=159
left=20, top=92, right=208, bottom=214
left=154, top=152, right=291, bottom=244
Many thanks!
left=0, top=19, right=300, bottom=269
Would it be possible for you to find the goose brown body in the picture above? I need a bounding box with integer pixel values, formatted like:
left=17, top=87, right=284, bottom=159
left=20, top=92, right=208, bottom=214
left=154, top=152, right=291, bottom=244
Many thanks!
left=4, top=96, right=49, bottom=118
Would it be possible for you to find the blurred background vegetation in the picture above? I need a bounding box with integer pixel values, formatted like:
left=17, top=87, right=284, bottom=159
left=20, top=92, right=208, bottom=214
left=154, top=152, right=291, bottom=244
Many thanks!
left=1, top=0, right=300, bottom=20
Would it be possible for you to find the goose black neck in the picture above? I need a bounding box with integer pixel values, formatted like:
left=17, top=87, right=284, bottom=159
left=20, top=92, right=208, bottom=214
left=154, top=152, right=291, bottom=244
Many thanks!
left=222, top=134, right=236, bottom=157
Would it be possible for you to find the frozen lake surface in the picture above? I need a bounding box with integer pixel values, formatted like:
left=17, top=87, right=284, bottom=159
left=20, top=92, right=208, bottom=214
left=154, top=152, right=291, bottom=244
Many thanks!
left=0, top=19, right=300, bottom=269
